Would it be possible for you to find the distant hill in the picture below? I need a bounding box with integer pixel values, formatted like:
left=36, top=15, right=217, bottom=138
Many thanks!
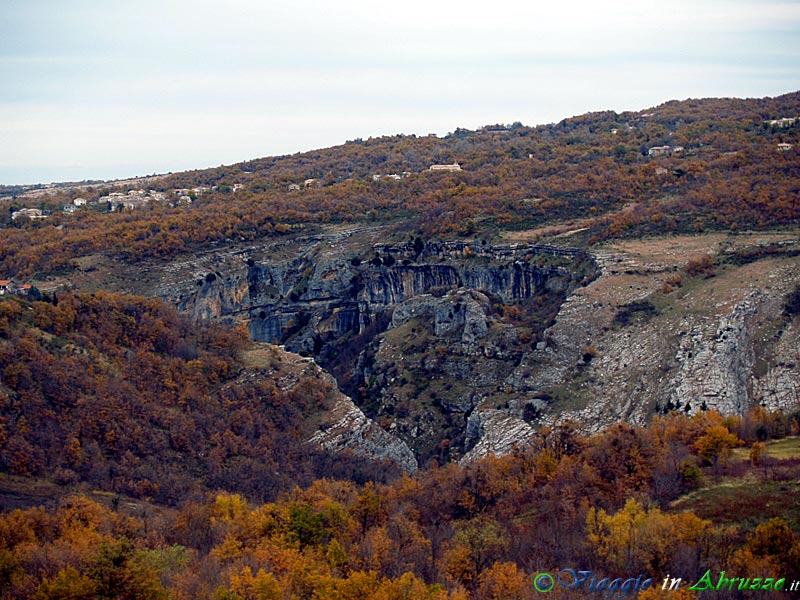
left=1, top=92, right=798, bottom=279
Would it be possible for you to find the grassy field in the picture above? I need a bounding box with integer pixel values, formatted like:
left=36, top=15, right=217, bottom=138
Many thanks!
left=671, top=479, right=800, bottom=530
left=730, top=436, right=800, bottom=461
left=0, top=473, right=169, bottom=521
left=671, top=437, right=800, bottom=531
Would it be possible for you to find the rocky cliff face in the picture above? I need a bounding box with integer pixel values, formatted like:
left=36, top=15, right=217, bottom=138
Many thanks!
left=241, top=343, right=418, bottom=473
left=308, top=395, right=418, bottom=473
left=244, top=248, right=578, bottom=358
left=141, top=228, right=799, bottom=468
left=507, top=234, right=800, bottom=437
left=143, top=228, right=592, bottom=467
left=158, top=230, right=588, bottom=355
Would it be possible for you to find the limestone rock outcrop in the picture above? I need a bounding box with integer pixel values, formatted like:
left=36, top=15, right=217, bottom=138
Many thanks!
left=142, top=228, right=799, bottom=467
left=309, top=396, right=418, bottom=473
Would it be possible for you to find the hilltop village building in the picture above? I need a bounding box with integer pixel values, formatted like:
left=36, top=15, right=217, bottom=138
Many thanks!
left=429, top=162, right=462, bottom=172
left=99, top=189, right=168, bottom=211
left=0, top=279, right=31, bottom=296
left=11, top=208, right=47, bottom=221
left=648, top=145, right=683, bottom=157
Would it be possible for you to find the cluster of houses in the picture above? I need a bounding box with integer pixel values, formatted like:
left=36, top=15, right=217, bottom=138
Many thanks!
left=287, top=164, right=464, bottom=191
left=289, top=169, right=438, bottom=192
left=0, top=279, right=32, bottom=296
left=762, top=118, right=795, bottom=151
left=9, top=183, right=247, bottom=222
left=287, top=179, right=320, bottom=192
left=99, top=189, right=168, bottom=211
left=96, top=184, right=244, bottom=210
left=62, top=197, right=88, bottom=214
left=172, top=184, right=243, bottom=202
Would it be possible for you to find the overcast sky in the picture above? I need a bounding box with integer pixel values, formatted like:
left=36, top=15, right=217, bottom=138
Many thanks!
left=2, top=0, right=799, bottom=185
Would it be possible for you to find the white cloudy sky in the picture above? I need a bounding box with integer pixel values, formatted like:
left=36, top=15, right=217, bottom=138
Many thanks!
left=2, top=0, right=799, bottom=184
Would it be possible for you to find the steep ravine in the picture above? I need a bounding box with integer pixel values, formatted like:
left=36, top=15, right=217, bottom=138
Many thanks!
left=149, top=231, right=594, bottom=467
left=144, top=230, right=799, bottom=468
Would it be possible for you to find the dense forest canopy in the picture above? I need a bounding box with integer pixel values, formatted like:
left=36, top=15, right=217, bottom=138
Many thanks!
left=0, top=293, right=401, bottom=507
left=2, top=404, right=799, bottom=598
left=1, top=291, right=800, bottom=598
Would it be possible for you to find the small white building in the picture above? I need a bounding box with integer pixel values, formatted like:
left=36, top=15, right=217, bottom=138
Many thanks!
left=429, top=162, right=462, bottom=172
left=73, top=197, right=87, bottom=206
left=11, top=208, right=46, bottom=221
left=778, top=143, right=793, bottom=152
left=767, top=118, right=797, bottom=128
left=648, top=146, right=672, bottom=157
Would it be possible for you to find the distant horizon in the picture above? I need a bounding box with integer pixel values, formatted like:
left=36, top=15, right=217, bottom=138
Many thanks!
left=3, top=0, right=799, bottom=186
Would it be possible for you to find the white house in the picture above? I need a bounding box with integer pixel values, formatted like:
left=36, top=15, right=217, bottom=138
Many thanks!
left=11, top=208, right=46, bottom=221
left=0, top=279, right=31, bottom=296
left=429, top=162, right=462, bottom=172
left=767, top=118, right=797, bottom=128
left=648, top=146, right=672, bottom=157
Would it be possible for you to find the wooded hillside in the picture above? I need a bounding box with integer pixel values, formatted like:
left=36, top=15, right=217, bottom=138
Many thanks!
left=2, top=93, right=799, bottom=279
left=0, top=293, right=399, bottom=507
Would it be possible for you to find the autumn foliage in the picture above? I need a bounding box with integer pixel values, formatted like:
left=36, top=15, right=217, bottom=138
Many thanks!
left=2, top=411, right=799, bottom=599
left=0, top=292, right=398, bottom=506
left=1, top=291, right=799, bottom=599
left=2, top=93, right=799, bottom=279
